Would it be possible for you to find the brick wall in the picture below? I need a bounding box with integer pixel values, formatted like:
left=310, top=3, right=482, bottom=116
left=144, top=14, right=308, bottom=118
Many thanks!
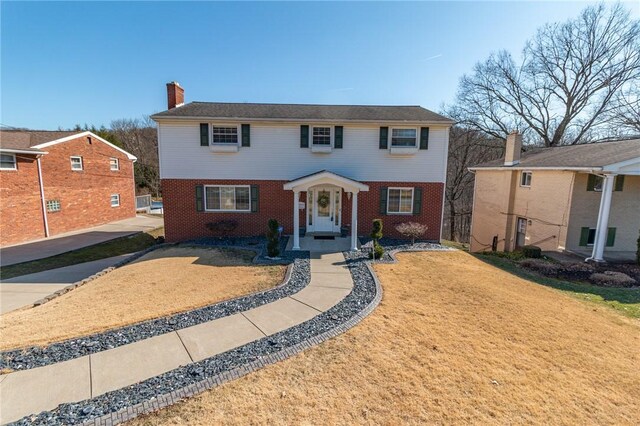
left=162, top=179, right=444, bottom=242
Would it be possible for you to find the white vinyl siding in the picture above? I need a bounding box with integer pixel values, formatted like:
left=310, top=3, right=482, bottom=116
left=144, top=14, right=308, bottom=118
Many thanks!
left=387, top=188, right=414, bottom=214
left=205, top=185, right=251, bottom=212
left=158, top=123, right=449, bottom=182
left=0, top=153, right=17, bottom=170
left=70, top=156, right=83, bottom=171
left=110, top=194, right=120, bottom=207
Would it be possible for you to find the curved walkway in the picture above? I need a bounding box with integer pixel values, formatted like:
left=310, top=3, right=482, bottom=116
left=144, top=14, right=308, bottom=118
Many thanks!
left=0, top=251, right=354, bottom=425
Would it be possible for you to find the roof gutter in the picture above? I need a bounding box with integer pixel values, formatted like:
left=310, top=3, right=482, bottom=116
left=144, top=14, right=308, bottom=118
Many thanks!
left=150, top=115, right=455, bottom=126
left=468, top=166, right=604, bottom=172
left=0, top=148, right=48, bottom=155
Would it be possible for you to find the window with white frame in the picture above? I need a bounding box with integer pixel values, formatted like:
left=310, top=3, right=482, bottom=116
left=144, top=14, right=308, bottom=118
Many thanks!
left=110, top=158, right=119, bottom=171
left=110, top=194, right=120, bottom=207
left=205, top=185, right=250, bottom=211
left=46, top=200, right=61, bottom=212
left=391, top=128, right=417, bottom=147
left=312, top=127, right=331, bottom=145
left=387, top=188, right=414, bottom=214
left=70, top=156, right=83, bottom=171
left=520, top=171, right=532, bottom=187
left=211, top=126, right=238, bottom=144
left=0, top=153, right=17, bottom=170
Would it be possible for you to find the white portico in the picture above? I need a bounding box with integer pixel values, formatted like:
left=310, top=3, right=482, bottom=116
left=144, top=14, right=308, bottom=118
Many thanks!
left=283, top=170, right=369, bottom=251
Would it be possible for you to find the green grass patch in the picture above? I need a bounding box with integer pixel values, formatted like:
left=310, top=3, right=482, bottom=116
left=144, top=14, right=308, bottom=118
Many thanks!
left=0, top=227, right=164, bottom=280
left=476, top=254, right=640, bottom=319
left=440, top=240, right=469, bottom=251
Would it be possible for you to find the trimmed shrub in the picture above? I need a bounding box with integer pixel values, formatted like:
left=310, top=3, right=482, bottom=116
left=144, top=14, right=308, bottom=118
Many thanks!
left=521, top=245, right=542, bottom=258
left=265, top=219, right=280, bottom=258
left=395, top=222, right=428, bottom=245
left=206, top=220, right=239, bottom=237
left=518, top=258, right=563, bottom=277
left=589, top=271, right=636, bottom=288
left=369, top=219, right=384, bottom=259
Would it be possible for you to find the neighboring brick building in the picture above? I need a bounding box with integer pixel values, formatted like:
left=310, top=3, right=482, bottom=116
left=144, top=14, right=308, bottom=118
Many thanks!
left=0, top=130, right=137, bottom=246
left=152, top=82, right=452, bottom=249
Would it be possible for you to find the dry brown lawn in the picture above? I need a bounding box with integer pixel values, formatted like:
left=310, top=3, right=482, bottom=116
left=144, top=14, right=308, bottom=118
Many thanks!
left=0, top=247, right=285, bottom=350
left=131, top=251, right=639, bottom=425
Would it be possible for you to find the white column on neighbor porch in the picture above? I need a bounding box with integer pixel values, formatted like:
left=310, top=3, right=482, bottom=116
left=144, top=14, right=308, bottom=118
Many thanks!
left=350, top=191, right=359, bottom=251
left=589, top=174, right=616, bottom=262
left=293, top=190, right=301, bottom=250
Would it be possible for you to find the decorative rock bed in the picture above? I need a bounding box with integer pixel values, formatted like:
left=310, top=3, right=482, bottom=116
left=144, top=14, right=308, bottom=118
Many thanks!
left=8, top=240, right=450, bottom=426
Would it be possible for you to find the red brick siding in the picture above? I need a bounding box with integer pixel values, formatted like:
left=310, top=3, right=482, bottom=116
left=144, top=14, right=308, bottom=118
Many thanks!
left=0, top=154, right=46, bottom=245
left=162, top=179, right=443, bottom=242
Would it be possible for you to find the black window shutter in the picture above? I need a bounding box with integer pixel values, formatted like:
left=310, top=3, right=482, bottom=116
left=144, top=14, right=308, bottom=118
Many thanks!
left=334, top=126, right=343, bottom=149
left=300, top=125, right=309, bottom=148
left=195, top=185, right=204, bottom=211
left=413, top=188, right=423, bottom=214
left=250, top=185, right=259, bottom=212
left=379, top=127, right=388, bottom=149
left=419, top=127, right=429, bottom=150
left=241, top=124, right=250, bottom=147
left=379, top=187, right=388, bottom=214
left=586, top=174, right=596, bottom=191
left=579, top=227, right=589, bottom=246
left=606, top=227, right=616, bottom=247
left=200, top=124, right=209, bottom=146
left=614, top=175, right=625, bottom=191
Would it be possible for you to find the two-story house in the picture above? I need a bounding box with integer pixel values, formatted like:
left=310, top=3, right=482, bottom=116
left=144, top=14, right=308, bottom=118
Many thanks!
left=0, top=130, right=137, bottom=246
left=151, top=82, right=453, bottom=249
left=469, top=132, right=640, bottom=262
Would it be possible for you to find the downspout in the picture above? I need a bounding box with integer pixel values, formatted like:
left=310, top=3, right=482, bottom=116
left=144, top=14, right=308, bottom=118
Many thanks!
left=36, top=156, right=50, bottom=237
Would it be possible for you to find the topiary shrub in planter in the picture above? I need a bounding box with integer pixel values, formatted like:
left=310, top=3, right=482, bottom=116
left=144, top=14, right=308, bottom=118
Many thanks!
left=266, top=219, right=280, bottom=258
left=521, top=245, right=542, bottom=258
left=395, top=222, right=428, bottom=245
left=206, top=220, right=239, bottom=238
left=369, top=219, right=384, bottom=259
left=589, top=271, right=636, bottom=288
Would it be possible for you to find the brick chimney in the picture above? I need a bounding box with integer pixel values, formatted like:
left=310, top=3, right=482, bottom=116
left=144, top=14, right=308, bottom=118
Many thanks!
left=504, top=131, right=522, bottom=166
left=166, top=81, right=184, bottom=109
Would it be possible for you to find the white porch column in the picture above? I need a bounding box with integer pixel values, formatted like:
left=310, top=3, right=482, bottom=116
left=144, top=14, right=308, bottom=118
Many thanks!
left=292, top=190, right=300, bottom=250
left=589, top=174, right=615, bottom=262
left=350, top=191, right=359, bottom=251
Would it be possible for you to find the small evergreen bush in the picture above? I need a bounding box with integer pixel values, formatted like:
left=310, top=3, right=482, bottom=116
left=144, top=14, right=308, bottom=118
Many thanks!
left=369, top=219, right=384, bottom=259
left=522, top=245, right=542, bottom=258
left=266, top=219, right=280, bottom=258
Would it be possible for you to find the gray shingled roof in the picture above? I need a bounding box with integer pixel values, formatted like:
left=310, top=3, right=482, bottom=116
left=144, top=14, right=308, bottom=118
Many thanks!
left=473, top=138, right=640, bottom=169
left=0, top=130, right=78, bottom=151
left=151, top=102, right=453, bottom=123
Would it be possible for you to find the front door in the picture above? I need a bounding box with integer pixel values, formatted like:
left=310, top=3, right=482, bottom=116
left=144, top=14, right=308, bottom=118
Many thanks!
left=309, top=186, right=341, bottom=233
left=516, top=217, right=527, bottom=249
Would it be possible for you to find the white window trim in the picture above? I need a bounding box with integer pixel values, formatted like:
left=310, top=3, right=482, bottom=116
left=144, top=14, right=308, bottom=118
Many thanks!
left=70, top=156, right=83, bottom=171
left=389, top=127, right=419, bottom=148
left=204, top=184, right=251, bottom=212
left=311, top=126, right=333, bottom=146
left=386, top=187, right=415, bottom=215
left=0, top=153, right=17, bottom=170
left=520, top=171, right=532, bottom=187
left=110, top=194, right=120, bottom=207
left=210, top=124, right=241, bottom=145
left=110, top=157, right=120, bottom=171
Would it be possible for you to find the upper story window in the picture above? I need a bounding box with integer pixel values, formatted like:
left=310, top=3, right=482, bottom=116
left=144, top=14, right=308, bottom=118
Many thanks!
left=0, top=153, right=17, bottom=170
left=387, top=187, right=414, bottom=214
left=205, top=185, right=250, bottom=212
left=212, top=126, right=238, bottom=144
left=110, top=194, right=120, bottom=207
left=520, top=171, right=532, bottom=187
left=312, top=127, right=331, bottom=145
left=70, top=156, right=83, bottom=171
left=391, top=128, right=417, bottom=147
left=110, top=158, right=119, bottom=171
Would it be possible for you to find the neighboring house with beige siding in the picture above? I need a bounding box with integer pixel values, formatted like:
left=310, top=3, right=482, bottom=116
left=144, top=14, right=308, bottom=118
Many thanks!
left=469, top=133, right=640, bottom=262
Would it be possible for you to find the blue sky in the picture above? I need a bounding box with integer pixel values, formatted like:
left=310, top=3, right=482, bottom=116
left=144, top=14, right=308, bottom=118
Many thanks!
left=2, top=1, right=638, bottom=129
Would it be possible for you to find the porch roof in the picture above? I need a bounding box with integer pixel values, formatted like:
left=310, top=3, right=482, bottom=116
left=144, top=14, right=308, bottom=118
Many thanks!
left=283, top=170, right=369, bottom=193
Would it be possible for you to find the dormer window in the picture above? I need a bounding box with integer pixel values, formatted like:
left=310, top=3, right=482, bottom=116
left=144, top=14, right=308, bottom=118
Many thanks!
left=212, top=126, right=239, bottom=144
left=391, top=128, right=417, bottom=147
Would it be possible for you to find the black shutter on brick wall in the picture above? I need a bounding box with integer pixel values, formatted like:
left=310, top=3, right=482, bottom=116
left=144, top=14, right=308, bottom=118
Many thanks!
left=300, top=125, right=309, bottom=148
left=251, top=185, right=259, bottom=212
left=200, top=124, right=209, bottom=146
left=419, top=127, right=429, bottom=150
left=413, top=187, right=423, bottom=214
left=379, top=187, right=388, bottom=214
left=195, top=185, right=204, bottom=211
left=334, top=126, right=343, bottom=149
left=241, top=124, right=251, bottom=147
left=379, top=127, right=388, bottom=149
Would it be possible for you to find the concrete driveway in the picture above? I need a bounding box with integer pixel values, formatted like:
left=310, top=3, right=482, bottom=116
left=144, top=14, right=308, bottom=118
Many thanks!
left=0, top=254, right=132, bottom=314
left=0, top=215, right=163, bottom=267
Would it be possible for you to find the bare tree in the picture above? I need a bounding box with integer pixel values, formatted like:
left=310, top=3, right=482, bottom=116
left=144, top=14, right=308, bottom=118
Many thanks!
left=605, top=82, right=640, bottom=135
left=452, top=3, right=640, bottom=146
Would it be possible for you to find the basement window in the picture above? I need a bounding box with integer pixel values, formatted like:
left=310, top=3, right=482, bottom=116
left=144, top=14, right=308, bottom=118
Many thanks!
left=46, top=200, right=61, bottom=212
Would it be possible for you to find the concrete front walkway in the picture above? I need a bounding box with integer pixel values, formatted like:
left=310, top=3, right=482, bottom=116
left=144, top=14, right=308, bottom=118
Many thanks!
left=0, top=254, right=132, bottom=314
left=0, top=215, right=163, bottom=267
left=0, top=250, right=353, bottom=424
